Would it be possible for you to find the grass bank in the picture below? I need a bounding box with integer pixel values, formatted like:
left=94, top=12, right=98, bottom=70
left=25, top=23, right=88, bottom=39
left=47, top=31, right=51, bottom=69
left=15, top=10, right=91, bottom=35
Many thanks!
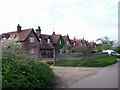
left=56, top=56, right=117, bottom=67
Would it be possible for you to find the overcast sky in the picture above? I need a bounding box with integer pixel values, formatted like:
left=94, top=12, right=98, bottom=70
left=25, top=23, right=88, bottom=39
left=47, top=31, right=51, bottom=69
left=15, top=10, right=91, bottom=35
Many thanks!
left=0, top=0, right=118, bottom=42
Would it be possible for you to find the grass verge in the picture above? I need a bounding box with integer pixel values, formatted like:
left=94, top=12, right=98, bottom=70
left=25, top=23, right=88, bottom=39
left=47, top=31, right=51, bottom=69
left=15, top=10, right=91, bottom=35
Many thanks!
left=56, top=56, right=117, bottom=67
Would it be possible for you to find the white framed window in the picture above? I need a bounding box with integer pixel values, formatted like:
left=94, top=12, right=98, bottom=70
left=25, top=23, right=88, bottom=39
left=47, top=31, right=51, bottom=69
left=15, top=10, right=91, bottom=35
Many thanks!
left=66, top=41, right=69, bottom=45
left=60, top=49, right=62, bottom=54
left=74, top=42, right=75, bottom=46
left=59, top=40, right=61, bottom=45
left=30, top=48, right=35, bottom=54
left=47, top=38, right=50, bottom=43
left=80, top=43, right=83, bottom=46
left=39, top=38, right=42, bottom=42
left=29, top=36, right=34, bottom=43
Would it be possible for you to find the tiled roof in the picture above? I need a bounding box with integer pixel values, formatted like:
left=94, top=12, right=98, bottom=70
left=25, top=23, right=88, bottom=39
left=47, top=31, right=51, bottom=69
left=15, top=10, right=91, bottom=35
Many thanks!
left=75, top=39, right=83, bottom=46
left=38, top=34, right=54, bottom=50
left=50, top=34, right=61, bottom=44
left=89, top=41, right=96, bottom=45
left=40, top=39, right=54, bottom=50
left=40, top=34, right=50, bottom=39
left=63, top=36, right=68, bottom=41
left=2, top=28, right=39, bottom=42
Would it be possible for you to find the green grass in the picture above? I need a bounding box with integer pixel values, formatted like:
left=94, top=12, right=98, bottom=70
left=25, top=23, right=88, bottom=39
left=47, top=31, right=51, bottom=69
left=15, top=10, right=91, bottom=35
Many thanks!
left=56, top=56, right=117, bottom=67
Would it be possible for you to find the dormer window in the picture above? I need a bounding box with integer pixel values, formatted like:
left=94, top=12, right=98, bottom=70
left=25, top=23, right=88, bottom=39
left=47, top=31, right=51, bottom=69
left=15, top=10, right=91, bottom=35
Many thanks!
left=29, top=36, right=34, bottom=43
left=66, top=41, right=69, bottom=45
left=59, top=40, right=61, bottom=45
left=74, top=42, right=75, bottom=46
left=47, top=38, right=50, bottom=43
left=39, top=38, right=42, bottom=42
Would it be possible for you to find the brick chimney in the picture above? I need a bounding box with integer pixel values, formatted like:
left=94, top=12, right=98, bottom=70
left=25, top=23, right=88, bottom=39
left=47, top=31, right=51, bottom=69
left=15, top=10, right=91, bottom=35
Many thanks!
left=52, top=31, right=55, bottom=35
left=83, top=37, right=84, bottom=40
left=74, top=37, right=76, bottom=40
left=36, top=26, right=41, bottom=35
left=17, top=24, right=21, bottom=33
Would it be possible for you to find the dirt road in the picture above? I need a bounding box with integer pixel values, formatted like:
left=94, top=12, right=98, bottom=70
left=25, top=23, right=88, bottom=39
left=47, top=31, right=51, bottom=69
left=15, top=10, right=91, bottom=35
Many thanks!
left=51, top=66, right=101, bottom=88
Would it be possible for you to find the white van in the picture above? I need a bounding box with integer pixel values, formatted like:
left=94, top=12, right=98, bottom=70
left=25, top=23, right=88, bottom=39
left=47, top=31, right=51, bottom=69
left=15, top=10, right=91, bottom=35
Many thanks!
left=103, top=50, right=115, bottom=55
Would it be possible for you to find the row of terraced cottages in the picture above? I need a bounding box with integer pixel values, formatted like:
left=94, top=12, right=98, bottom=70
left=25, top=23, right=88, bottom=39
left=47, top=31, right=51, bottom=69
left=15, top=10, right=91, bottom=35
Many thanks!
left=0, top=24, right=98, bottom=58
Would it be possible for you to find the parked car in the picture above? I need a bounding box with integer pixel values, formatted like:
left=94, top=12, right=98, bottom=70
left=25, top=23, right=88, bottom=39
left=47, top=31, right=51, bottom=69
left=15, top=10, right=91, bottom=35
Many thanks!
left=103, top=50, right=115, bottom=55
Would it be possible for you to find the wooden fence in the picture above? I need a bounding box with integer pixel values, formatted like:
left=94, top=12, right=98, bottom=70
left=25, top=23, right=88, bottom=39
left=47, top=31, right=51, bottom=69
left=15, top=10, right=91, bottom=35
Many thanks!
left=56, top=52, right=108, bottom=61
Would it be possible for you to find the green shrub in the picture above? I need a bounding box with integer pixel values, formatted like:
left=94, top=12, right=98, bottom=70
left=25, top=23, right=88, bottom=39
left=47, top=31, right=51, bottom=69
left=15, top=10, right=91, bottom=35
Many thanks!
left=1, top=37, right=55, bottom=89
left=2, top=58, right=55, bottom=89
left=57, top=60, right=78, bottom=67
left=56, top=56, right=117, bottom=67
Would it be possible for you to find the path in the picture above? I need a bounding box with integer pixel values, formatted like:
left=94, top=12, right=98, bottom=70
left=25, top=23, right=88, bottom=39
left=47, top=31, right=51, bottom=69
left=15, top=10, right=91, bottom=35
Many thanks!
left=69, top=63, right=118, bottom=88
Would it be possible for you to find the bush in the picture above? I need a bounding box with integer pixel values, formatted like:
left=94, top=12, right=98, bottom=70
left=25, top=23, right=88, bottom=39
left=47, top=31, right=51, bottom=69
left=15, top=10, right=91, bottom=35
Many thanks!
left=56, top=56, right=117, bottom=67
left=2, top=58, right=55, bottom=89
left=114, top=46, right=120, bottom=54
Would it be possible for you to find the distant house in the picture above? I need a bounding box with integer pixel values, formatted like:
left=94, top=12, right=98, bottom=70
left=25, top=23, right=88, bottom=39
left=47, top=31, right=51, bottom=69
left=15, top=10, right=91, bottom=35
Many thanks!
left=50, top=32, right=64, bottom=54
left=62, top=34, right=72, bottom=53
left=71, top=37, right=89, bottom=47
left=89, top=41, right=97, bottom=48
left=35, top=27, right=54, bottom=58
left=36, top=30, right=64, bottom=55
left=1, top=24, right=41, bottom=58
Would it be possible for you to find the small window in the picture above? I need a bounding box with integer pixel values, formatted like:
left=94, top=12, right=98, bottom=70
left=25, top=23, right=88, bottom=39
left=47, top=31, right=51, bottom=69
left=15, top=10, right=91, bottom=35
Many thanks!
left=29, top=36, right=34, bottom=43
left=66, top=41, right=69, bottom=45
left=47, top=39, right=50, bottom=43
left=39, top=38, right=42, bottom=42
left=59, top=40, right=61, bottom=45
left=30, top=48, right=35, bottom=54
left=80, top=43, right=83, bottom=46
left=74, top=42, right=75, bottom=46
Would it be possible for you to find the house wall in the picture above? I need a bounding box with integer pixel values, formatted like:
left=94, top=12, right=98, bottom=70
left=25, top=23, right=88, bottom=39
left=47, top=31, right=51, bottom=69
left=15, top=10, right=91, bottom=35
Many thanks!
left=53, top=35, right=64, bottom=55
left=21, top=31, right=40, bottom=58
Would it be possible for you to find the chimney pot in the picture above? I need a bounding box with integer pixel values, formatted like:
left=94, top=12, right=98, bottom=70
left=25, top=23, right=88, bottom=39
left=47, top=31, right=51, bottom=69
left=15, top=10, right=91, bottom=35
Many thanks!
left=52, top=31, right=55, bottom=35
left=17, top=24, right=21, bottom=33
left=74, top=37, right=76, bottom=40
left=36, top=26, right=41, bottom=35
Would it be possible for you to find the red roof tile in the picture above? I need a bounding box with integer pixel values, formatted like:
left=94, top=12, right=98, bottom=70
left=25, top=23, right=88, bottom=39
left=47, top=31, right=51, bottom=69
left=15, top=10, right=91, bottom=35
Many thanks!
left=40, top=39, right=54, bottom=50
left=2, top=28, right=39, bottom=42
left=50, top=34, right=61, bottom=44
left=40, top=34, right=50, bottom=39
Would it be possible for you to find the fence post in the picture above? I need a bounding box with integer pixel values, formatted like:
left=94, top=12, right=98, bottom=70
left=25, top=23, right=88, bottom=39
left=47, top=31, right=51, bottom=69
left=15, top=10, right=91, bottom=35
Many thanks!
left=53, top=49, right=56, bottom=66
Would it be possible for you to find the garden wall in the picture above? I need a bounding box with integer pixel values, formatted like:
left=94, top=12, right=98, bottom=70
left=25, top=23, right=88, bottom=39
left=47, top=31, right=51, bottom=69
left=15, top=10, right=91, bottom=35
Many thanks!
left=56, top=52, right=108, bottom=61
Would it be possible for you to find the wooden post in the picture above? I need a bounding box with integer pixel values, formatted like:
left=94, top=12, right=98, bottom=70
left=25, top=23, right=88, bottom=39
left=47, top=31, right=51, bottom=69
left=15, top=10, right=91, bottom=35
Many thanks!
left=53, top=49, right=56, bottom=66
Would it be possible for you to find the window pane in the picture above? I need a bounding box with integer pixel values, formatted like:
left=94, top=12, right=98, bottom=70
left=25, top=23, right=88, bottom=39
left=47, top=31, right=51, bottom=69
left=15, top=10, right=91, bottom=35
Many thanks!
left=29, top=37, right=34, bottom=42
left=30, top=48, right=35, bottom=54
left=59, top=40, right=61, bottom=45
left=39, top=38, right=42, bottom=42
left=47, top=39, right=50, bottom=43
left=66, top=41, right=69, bottom=45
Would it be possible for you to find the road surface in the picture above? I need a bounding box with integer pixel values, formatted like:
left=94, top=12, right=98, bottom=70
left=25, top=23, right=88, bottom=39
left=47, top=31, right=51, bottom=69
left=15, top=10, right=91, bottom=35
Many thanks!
left=69, top=62, right=118, bottom=88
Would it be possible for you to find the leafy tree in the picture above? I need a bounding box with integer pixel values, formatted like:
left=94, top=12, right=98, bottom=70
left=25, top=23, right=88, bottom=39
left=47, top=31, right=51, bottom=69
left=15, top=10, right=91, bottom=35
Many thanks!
left=96, top=37, right=114, bottom=50
left=114, top=45, right=120, bottom=54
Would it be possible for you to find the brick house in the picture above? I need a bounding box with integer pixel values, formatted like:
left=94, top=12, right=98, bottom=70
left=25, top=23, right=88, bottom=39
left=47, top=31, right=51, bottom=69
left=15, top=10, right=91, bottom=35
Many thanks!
left=89, top=41, right=97, bottom=48
left=36, top=29, right=64, bottom=55
left=35, top=27, right=54, bottom=58
left=50, top=32, right=64, bottom=54
left=62, top=34, right=72, bottom=53
left=1, top=24, right=41, bottom=58
left=71, top=37, right=89, bottom=47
